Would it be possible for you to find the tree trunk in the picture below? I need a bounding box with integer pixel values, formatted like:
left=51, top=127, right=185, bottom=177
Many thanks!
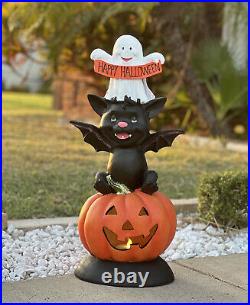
left=52, top=76, right=63, bottom=110
left=152, top=3, right=231, bottom=137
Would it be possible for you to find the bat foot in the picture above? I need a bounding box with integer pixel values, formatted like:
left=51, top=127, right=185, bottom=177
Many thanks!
left=141, top=183, right=158, bottom=195
left=94, top=172, right=116, bottom=195
left=141, top=170, right=158, bottom=195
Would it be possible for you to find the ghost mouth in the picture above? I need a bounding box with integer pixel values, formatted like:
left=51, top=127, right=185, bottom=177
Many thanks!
left=121, top=57, right=133, bottom=62
left=103, top=224, right=158, bottom=250
left=115, top=132, right=132, bottom=140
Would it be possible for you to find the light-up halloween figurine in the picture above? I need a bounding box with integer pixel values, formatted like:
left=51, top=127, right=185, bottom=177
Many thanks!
left=90, top=35, right=165, bottom=103
left=70, top=35, right=184, bottom=288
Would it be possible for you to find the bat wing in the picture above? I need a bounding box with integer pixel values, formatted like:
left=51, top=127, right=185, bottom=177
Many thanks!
left=142, top=129, right=184, bottom=153
left=70, top=120, right=111, bottom=152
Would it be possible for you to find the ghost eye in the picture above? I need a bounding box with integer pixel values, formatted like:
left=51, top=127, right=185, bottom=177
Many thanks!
left=131, top=116, right=137, bottom=123
left=106, top=206, right=117, bottom=215
left=139, top=207, right=149, bottom=216
left=111, top=115, right=117, bottom=123
left=130, top=47, right=132, bottom=50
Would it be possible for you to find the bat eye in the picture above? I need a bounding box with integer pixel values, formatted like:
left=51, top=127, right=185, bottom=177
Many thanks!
left=122, top=47, right=125, bottom=50
left=111, top=115, right=117, bottom=123
left=130, top=47, right=132, bottom=50
left=131, top=116, right=137, bottom=123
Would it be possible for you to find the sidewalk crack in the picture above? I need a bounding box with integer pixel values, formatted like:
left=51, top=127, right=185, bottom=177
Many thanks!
left=173, top=261, right=247, bottom=291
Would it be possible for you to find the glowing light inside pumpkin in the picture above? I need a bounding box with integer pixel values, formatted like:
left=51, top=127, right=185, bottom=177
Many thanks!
left=116, top=238, right=133, bottom=250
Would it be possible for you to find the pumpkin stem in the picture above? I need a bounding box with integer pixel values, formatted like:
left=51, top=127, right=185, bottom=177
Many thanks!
left=106, top=175, right=131, bottom=195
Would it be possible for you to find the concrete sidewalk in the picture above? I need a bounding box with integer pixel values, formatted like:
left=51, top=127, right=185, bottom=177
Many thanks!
left=3, top=254, right=247, bottom=303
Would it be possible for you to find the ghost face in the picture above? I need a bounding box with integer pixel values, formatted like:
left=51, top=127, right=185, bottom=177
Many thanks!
left=112, top=35, right=144, bottom=65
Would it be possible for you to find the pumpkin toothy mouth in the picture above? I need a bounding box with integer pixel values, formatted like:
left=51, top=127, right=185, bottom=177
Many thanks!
left=103, top=224, right=158, bottom=250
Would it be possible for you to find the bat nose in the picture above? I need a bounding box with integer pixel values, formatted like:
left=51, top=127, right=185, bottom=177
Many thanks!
left=118, top=121, right=128, bottom=128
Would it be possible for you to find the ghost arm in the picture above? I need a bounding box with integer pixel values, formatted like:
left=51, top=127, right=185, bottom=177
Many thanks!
left=143, top=52, right=165, bottom=64
left=90, top=48, right=113, bottom=63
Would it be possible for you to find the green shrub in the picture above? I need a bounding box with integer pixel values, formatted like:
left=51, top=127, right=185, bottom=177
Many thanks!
left=198, top=170, right=248, bottom=228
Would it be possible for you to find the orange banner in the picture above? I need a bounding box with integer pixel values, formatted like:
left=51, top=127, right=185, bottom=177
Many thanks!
left=94, top=60, right=162, bottom=79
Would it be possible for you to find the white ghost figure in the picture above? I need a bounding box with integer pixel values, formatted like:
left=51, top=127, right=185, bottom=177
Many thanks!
left=90, top=35, right=165, bottom=103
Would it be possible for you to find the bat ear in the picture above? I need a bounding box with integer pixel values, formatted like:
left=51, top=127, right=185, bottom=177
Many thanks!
left=87, top=94, right=107, bottom=116
left=144, top=97, right=167, bottom=119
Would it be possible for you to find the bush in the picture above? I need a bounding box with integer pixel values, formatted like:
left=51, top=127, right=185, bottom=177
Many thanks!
left=198, top=170, right=248, bottom=229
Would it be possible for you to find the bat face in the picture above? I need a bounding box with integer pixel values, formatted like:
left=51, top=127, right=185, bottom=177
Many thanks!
left=86, top=94, right=167, bottom=149
left=70, top=95, right=183, bottom=154
left=100, top=102, right=150, bottom=147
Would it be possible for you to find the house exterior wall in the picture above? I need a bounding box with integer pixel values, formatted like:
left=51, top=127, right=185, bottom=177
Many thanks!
left=2, top=52, right=45, bottom=92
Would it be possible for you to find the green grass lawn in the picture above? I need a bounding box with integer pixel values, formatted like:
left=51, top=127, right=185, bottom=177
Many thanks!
left=2, top=92, right=248, bottom=219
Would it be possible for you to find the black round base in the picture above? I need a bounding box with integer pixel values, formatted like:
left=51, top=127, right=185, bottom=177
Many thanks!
left=74, top=256, right=174, bottom=287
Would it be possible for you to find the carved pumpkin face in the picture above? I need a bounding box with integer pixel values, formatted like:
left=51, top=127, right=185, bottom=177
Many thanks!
left=103, top=205, right=158, bottom=251
left=78, top=189, right=176, bottom=262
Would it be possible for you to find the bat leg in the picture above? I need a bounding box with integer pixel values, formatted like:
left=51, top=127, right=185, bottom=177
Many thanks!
left=94, top=172, right=116, bottom=194
left=141, top=170, right=158, bottom=195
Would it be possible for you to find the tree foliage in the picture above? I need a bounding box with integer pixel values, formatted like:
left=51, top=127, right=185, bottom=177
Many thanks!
left=192, top=40, right=248, bottom=122
left=3, top=3, right=155, bottom=73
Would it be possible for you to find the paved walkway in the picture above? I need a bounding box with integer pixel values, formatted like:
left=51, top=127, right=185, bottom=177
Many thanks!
left=3, top=254, right=247, bottom=303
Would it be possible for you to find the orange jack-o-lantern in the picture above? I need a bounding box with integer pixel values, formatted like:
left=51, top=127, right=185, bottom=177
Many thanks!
left=78, top=189, right=176, bottom=262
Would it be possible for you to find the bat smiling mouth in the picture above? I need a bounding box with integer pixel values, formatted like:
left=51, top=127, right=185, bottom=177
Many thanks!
left=103, top=224, right=158, bottom=250
left=115, top=132, right=132, bottom=140
left=121, top=57, right=133, bottom=62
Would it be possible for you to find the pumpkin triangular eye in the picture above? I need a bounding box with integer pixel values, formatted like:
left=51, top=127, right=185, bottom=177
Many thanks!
left=139, top=207, right=149, bottom=216
left=106, top=206, right=117, bottom=215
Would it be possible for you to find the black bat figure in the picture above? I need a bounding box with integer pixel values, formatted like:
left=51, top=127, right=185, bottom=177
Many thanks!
left=70, top=94, right=184, bottom=195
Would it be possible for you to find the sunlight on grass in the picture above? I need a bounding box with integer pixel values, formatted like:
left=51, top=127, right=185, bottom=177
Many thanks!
left=2, top=92, right=53, bottom=112
left=2, top=92, right=248, bottom=219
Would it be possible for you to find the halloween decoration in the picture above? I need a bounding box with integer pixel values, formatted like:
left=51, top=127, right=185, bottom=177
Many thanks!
left=77, top=190, right=176, bottom=262
left=71, top=35, right=184, bottom=287
left=70, top=95, right=183, bottom=195
left=90, top=35, right=165, bottom=102
left=94, top=60, right=162, bottom=79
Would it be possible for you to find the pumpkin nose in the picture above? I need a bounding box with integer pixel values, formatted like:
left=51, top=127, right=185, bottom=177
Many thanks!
left=122, top=220, right=134, bottom=230
left=118, top=121, right=128, bottom=128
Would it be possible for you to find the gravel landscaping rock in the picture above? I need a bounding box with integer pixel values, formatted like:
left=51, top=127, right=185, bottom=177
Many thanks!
left=2, top=221, right=248, bottom=282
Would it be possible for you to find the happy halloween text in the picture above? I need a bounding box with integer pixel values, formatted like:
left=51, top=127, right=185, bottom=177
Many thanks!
left=94, top=60, right=162, bottom=79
